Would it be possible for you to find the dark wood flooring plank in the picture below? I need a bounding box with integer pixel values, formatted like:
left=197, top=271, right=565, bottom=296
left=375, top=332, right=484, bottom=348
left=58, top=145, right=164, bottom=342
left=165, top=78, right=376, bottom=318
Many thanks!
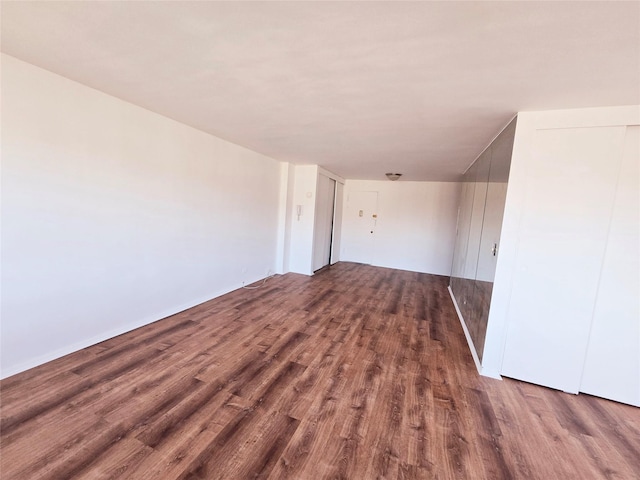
left=125, top=396, right=246, bottom=480
left=73, top=437, right=153, bottom=480
left=209, top=411, right=300, bottom=480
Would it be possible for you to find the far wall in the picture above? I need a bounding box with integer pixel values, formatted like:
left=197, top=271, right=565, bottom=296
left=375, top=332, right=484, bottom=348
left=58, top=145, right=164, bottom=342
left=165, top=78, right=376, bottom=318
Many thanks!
left=340, top=180, right=460, bottom=276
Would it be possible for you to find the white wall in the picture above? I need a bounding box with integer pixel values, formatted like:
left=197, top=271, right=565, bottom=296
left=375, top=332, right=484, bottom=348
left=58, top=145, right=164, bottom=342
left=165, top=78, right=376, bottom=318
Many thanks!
left=278, top=162, right=296, bottom=274
left=341, top=180, right=460, bottom=275
left=1, top=54, right=282, bottom=378
left=481, top=106, right=640, bottom=406
left=286, top=165, right=318, bottom=275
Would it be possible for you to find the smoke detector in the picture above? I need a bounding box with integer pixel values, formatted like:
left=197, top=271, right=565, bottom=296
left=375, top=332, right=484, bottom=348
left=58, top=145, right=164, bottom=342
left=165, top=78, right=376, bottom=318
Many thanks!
left=385, top=173, right=402, bottom=181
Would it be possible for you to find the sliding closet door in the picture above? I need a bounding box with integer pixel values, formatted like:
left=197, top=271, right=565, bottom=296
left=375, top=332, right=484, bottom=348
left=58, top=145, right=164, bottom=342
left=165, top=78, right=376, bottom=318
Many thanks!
left=330, top=182, right=344, bottom=265
left=312, top=174, right=336, bottom=272
left=450, top=118, right=516, bottom=363
left=461, top=151, right=490, bottom=355
left=580, top=126, right=639, bottom=406
left=501, top=126, right=626, bottom=393
left=473, top=120, right=514, bottom=359
left=450, top=170, right=476, bottom=312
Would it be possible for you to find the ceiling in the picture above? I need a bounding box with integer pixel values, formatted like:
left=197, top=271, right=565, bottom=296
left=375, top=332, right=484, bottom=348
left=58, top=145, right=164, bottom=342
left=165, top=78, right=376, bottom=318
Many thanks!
left=2, top=1, right=639, bottom=181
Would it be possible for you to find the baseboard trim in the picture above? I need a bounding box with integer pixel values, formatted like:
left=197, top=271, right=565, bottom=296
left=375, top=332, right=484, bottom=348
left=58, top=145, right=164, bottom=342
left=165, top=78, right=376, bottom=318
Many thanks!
left=0, top=275, right=269, bottom=379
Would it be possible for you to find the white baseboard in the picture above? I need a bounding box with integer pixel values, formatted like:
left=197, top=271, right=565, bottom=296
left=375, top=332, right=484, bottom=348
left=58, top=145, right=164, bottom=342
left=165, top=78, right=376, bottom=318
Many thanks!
left=0, top=276, right=266, bottom=379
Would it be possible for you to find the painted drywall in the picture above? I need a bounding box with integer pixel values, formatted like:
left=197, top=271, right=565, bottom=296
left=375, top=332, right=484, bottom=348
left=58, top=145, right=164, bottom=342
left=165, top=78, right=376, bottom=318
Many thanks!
left=286, top=165, right=318, bottom=275
left=341, top=180, right=460, bottom=276
left=481, top=106, right=640, bottom=406
left=1, top=54, right=282, bottom=378
left=275, top=162, right=293, bottom=275
left=278, top=162, right=296, bottom=274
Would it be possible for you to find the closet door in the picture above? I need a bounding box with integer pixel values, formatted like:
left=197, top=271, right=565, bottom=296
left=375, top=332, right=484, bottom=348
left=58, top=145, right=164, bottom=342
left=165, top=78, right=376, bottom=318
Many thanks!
left=450, top=168, right=477, bottom=316
left=580, top=126, right=639, bottom=406
left=313, top=175, right=336, bottom=271
left=500, top=126, right=626, bottom=393
left=450, top=118, right=516, bottom=364
left=473, top=120, right=514, bottom=360
left=462, top=151, right=490, bottom=357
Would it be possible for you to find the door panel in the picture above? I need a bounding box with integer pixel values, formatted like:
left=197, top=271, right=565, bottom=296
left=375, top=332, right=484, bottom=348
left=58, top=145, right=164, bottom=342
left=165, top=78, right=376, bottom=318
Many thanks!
left=341, top=191, right=378, bottom=265
left=580, top=126, right=639, bottom=406
left=330, top=182, right=344, bottom=265
left=501, top=126, right=626, bottom=393
left=313, top=175, right=336, bottom=271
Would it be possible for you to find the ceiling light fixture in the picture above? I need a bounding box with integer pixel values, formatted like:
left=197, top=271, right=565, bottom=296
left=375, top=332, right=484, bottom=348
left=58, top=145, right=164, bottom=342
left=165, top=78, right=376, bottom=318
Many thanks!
left=385, top=173, right=402, bottom=181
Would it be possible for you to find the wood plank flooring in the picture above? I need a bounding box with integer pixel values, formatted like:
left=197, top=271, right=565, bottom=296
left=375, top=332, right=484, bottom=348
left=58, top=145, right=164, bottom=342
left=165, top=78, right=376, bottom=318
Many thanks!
left=1, top=262, right=638, bottom=479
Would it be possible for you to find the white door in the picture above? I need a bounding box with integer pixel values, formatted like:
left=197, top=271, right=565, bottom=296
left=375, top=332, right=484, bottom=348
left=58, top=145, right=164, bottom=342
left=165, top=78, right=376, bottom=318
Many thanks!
left=579, top=126, right=639, bottom=406
left=313, top=175, right=336, bottom=271
left=341, top=191, right=378, bottom=265
left=500, top=126, right=626, bottom=394
left=476, top=123, right=514, bottom=284
left=330, top=182, right=344, bottom=265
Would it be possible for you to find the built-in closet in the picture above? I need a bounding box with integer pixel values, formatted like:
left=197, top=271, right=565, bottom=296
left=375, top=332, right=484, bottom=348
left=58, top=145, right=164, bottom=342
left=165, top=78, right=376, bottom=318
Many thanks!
left=450, top=118, right=515, bottom=366
left=450, top=106, right=639, bottom=407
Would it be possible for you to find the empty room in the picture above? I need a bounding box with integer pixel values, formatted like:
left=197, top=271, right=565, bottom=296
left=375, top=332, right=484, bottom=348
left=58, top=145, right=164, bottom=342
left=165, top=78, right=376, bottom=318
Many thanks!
left=1, top=1, right=639, bottom=479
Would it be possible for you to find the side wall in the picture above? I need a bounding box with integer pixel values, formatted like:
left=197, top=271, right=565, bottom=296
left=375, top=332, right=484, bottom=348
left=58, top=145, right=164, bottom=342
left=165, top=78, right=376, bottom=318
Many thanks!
left=340, top=180, right=460, bottom=276
left=287, top=165, right=318, bottom=275
left=1, top=55, right=283, bottom=378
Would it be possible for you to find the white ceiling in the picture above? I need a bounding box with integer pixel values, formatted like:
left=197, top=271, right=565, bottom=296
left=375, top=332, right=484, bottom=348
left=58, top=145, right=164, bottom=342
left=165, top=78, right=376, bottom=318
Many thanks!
left=2, top=1, right=639, bottom=181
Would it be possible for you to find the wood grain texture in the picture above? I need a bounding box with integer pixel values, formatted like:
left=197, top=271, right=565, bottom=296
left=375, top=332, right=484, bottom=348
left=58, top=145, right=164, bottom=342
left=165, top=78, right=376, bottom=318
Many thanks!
left=1, top=262, right=638, bottom=479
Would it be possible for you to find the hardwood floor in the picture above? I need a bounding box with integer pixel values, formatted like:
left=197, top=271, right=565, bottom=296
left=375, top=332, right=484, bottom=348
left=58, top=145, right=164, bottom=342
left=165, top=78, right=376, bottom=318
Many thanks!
left=1, top=262, right=638, bottom=479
